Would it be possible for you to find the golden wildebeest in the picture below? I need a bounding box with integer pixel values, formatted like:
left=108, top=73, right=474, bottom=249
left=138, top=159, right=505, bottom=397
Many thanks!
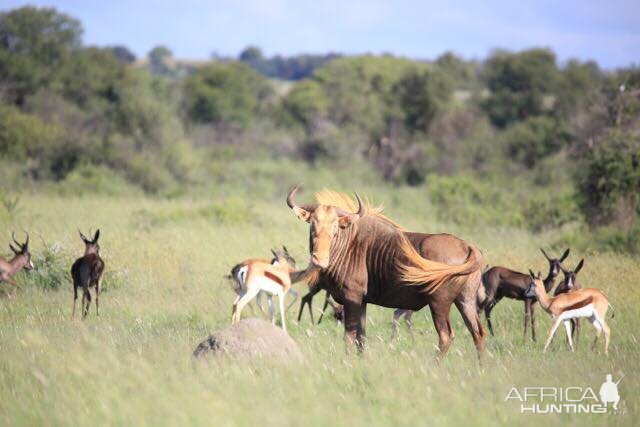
left=287, top=187, right=485, bottom=360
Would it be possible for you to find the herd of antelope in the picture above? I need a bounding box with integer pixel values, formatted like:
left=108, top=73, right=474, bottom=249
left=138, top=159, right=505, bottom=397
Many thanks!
left=0, top=187, right=615, bottom=358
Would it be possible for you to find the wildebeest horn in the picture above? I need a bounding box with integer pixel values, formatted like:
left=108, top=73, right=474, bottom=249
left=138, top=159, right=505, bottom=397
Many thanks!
left=540, top=248, right=551, bottom=261
left=287, top=185, right=300, bottom=209
left=354, top=192, right=365, bottom=216
left=286, top=185, right=317, bottom=212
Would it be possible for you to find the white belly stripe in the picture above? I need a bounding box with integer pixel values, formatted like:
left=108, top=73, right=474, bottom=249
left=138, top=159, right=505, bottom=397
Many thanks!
left=562, top=304, right=595, bottom=319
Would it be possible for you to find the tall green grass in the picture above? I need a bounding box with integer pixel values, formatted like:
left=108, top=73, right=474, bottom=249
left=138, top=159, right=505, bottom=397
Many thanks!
left=0, top=188, right=637, bottom=426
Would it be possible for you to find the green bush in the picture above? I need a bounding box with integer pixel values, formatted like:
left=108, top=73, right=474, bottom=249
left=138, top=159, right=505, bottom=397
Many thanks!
left=502, top=116, right=570, bottom=167
left=575, top=130, right=640, bottom=228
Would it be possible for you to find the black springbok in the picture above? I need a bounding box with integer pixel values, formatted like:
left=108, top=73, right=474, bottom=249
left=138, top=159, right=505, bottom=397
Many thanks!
left=71, top=229, right=105, bottom=319
left=479, top=248, right=569, bottom=340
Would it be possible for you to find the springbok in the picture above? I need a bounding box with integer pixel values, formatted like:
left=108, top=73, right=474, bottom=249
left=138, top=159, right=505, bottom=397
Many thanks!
left=0, top=232, right=34, bottom=289
left=479, top=248, right=569, bottom=340
left=553, top=259, right=584, bottom=347
left=71, top=229, right=105, bottom=319
left=229, top=246, right=299, bottom=323
left=524, top=269, right=613, bottom=354
left=231, top=248, right=298, bottom=332
left=287, top=186, right=485, bottom=358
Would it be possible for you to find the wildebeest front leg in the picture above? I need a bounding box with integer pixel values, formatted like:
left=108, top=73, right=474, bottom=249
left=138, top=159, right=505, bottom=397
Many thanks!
left=357, top=303, right=367, bottom=351
left=343, top=300, right=363, bottom=354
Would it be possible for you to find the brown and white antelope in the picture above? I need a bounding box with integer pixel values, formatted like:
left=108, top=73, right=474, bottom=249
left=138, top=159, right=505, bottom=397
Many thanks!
left=478, top=248, right=569, bottom=340
left=71, top=229, right=105, bottom=319
left=553, top=259, right=585, bottom=347
left=229, top=246, right=299, bottom=324
left=0, top=232, right=34, bottom=289
left=231, top=248, right=298, bottom=332
left=524, top=268, right=613, bottom=354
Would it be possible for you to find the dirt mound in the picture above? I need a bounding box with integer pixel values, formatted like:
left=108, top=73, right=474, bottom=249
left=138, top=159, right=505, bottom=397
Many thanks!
left=193, top=318, right=303, bottom=361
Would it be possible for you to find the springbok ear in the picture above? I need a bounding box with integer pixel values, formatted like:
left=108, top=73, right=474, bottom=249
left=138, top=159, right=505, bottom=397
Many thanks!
left=574, top=259, right=584, bottom=274
left=292, top=206, right=311, bottom=222
left=529, top=269, right=536, bottom=278
left=79, top=229, right=89, bottom=244
left=560, top=248, right=570, bottom=262
left=338, top=214, right=359, bottom=229
left=271, top=249, right=279, bottom=259
left=93, top=229, right=100, bottom=242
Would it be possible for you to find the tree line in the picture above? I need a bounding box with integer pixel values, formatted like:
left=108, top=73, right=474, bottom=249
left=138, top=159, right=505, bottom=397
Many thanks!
left=0, top=6, right=638, bottom=251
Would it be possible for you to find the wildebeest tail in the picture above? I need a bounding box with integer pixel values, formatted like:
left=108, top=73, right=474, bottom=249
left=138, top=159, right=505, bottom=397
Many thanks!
left=398, top=237, right=484, bottom=294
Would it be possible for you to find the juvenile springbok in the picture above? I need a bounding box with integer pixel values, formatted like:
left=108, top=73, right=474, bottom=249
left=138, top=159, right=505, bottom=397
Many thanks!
left=229, top=246, right=299, bottom=323
left=0, top=232, right=34, bottom=289
left=231, top=248, right=297, bottom=332
left=71, top=229, right=105, bottom=319
left=479, top=248, right=569, bottom=340
left=524, top=269, right=613, bottom=354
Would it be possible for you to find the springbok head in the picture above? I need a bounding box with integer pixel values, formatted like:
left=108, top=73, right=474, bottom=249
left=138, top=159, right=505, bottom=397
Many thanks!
left=287, top=185, right=363, bottom=268
left=540, top=247, right=570, bottom=279
left=79, top=229, right=101, bottom=255
left=9, top=232, right=33, bottom=270
left=524, top=270, right=543, bottom=298
left=271, top=246, right=296, bottom=269
left=556, top=259, right=584, bottom=294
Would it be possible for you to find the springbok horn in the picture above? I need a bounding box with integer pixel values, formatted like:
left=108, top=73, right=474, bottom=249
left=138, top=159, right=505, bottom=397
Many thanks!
left=354, top=192, right=365, bottom=217
left=540, top=248, right=551, bottom=261
left=23, top=232, right=29, bottom=249
left=12, top=232, right=21, bottom=248
left=9, top=244, right=19, bottom=254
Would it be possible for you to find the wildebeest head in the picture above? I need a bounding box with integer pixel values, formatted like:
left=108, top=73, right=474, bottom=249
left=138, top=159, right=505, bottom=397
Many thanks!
left=287, top=185, right=364, bottom=268
left=79, top=229, right=101, bottom=256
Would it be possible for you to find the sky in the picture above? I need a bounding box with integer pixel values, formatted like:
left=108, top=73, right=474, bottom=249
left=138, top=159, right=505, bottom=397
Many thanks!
left=2, top=0, right=639, bottom=68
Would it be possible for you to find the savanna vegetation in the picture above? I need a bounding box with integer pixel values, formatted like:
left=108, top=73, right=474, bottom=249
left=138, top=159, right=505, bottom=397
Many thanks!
left=0, top=6, right=638, bottom=426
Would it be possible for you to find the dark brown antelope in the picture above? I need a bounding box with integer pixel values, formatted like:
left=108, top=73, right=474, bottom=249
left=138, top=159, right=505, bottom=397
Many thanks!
left=287, top=186, right=485, bottom=359
left=524, top=270, right=613, bottom=354
left=297, top=276, right=344, bottom=325
left=71, top=229, right=105, bottom=319
left=478, top=248, right=569, bottom=341
left=0, top=232, right=34, bottom=289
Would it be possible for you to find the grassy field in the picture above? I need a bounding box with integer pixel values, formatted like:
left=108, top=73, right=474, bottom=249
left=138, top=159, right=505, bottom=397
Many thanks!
left=0, top=186, right=638, bottom=426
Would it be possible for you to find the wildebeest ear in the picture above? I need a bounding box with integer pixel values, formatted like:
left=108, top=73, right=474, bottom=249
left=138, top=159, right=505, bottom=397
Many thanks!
left=338, top=213, right=359, bottom=229
left=292, top=206, right=311, bottom=222
left=574, top=259, right=584, bottom=274
left=560, top=248, right=570, bottom=262
left=93, top=229, right=100, bottom=242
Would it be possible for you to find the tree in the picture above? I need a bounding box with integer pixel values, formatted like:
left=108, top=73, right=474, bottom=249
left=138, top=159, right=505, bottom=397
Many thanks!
left=395, top=68, right=454, bottom=133
left=148, top=45, right=173, bottom=76
left=0, top=6, right=82, bottom=103
left=108, top=45, right=136, bottom=64
left=483, top=48, right=560, bottom=127
left=183, top=62, right=272, bottom=127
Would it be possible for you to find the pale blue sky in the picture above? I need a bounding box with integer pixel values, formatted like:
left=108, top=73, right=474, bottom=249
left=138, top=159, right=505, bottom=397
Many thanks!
left=2, top=0, right=639, bottom=68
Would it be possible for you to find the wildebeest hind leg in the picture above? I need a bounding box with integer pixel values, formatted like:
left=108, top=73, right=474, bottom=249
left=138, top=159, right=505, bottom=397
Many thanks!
left=455, top=299, right=486, bottom=361
left=430, top=303, right=453, bottom=360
